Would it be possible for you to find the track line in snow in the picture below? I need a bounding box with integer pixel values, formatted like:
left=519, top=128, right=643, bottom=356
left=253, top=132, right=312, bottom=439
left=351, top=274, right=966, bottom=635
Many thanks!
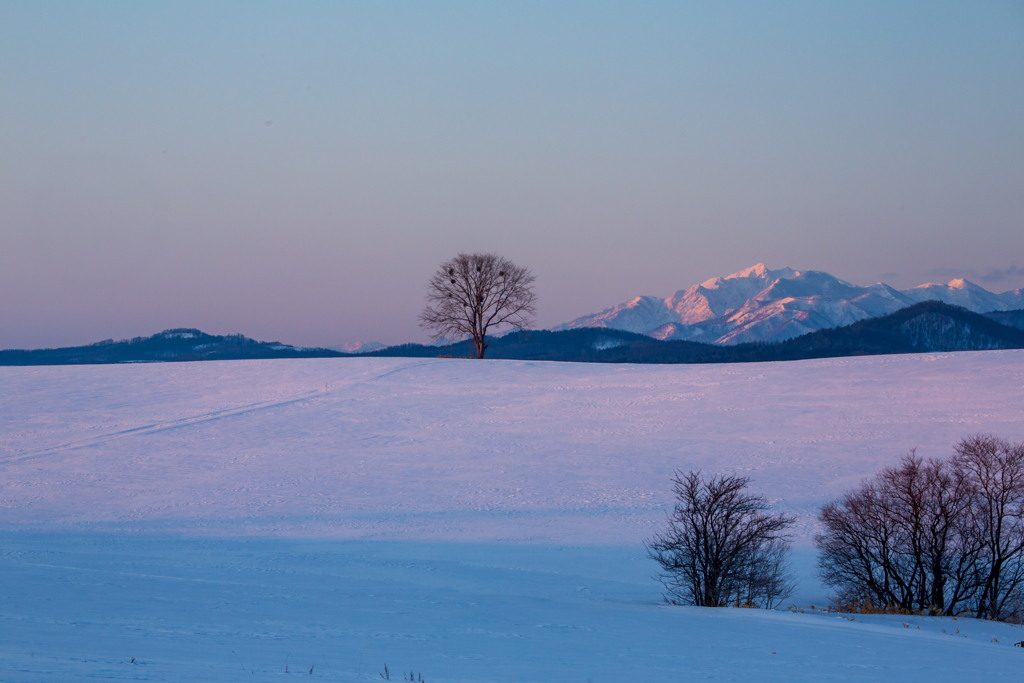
left=2, top=360, right=438, bottom=465
left=1, top=390, right=328, bottom=464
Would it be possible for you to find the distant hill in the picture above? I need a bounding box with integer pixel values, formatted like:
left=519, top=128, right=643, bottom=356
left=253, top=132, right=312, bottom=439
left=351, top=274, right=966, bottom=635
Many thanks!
left=0, top=329, right=348, bottom=366
left=983, top=309, right=1024, bottom=330
left=5, top=302, right=1022, bottom=367
left=601, top=301, right=1024, bottom=364
left=371, top=301, right=1024, bottom=364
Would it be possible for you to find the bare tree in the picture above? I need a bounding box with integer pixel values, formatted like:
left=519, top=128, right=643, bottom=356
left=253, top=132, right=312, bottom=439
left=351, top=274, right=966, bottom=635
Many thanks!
left=743, top=538, right=798, bottom=610
left=952, top=434, right=1024, bottom=620
left=419, top=253, right=536, bottom=359
left=646, top=471, right=796, bottom=608
left=817, top=482, right=900, bottom=607
left=816, top=452, right=981, bottom=614
left=816, top=436, right=1024, bottom=620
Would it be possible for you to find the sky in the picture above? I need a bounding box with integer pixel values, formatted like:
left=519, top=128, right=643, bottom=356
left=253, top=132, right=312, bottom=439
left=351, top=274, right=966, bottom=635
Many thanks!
left=1, top=1, right=1022, bottom=349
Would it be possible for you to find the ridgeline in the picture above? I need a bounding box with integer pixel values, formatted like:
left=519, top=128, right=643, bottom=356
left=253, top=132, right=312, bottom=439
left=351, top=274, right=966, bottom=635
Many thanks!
left=3, top=302, right=1022, bottom=366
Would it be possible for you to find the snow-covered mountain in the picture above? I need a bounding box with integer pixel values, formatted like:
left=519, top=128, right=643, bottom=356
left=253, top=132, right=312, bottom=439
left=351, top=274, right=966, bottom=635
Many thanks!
left=555, top=264, right=1024, bottom=345
left=331, top=341, right=387, bottom=354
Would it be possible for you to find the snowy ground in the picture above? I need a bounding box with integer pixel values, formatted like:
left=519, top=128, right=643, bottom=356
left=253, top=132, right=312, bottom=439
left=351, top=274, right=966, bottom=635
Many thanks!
left=4, top=533, right=1024, bottom=682
left=2, top=353, right=1024, bottom=680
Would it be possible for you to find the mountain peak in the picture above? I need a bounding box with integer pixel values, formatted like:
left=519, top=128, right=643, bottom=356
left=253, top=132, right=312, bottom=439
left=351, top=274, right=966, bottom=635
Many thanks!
left=946, top=278, right=983, bottom=290
left=698, top=264, right=797, bottom=290
left=724, top=263, right=799, bottom=282
left=731, top=263, right=769, bottom=278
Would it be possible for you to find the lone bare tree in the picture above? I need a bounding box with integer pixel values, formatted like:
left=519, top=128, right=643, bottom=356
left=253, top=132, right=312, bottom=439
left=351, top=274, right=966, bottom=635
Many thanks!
left=419, top=253, right=536, bottom=359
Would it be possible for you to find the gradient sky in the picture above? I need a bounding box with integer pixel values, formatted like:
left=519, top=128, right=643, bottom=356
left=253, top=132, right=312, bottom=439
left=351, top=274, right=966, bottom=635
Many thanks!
left=2, top=1, right=1022, bottom=349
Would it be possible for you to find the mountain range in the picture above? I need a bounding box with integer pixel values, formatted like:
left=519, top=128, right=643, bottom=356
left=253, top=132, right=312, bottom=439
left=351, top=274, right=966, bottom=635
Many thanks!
left=554, top=263, right=1024, bottom=345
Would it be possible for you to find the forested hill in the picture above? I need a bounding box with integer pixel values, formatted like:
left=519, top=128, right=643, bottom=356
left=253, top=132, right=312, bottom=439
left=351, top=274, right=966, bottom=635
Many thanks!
left=369, top=302, right=1024, bottom=363
left=0, top=329, right=348, bottom=365
left=983, top=309, right=1024, bottom=330
left=589, top=301, right=1024, bottom=364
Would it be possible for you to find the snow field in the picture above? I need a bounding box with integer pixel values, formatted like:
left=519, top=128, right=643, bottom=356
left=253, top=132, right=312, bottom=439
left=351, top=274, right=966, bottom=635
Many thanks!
left=2, top=353, right=1023, bottom=542
left=3, top=533, right=1024, bottom=683
left=2, top=352, right=1024, bottom=681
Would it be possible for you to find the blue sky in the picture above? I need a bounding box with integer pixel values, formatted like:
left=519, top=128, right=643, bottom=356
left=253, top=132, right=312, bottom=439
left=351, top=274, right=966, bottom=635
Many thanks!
left=1, top=1, right=1022, bottom=348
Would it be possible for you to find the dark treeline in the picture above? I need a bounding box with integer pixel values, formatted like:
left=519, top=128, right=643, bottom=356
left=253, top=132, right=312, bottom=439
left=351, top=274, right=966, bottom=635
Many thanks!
left=817, top=434, right=1024, bottom=620
left=371, top=302, right=1024, bottom=364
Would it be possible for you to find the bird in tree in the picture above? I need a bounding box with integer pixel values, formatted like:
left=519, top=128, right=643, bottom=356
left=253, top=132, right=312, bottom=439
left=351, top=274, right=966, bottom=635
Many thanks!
left=419, top=253, right=536, bottom=359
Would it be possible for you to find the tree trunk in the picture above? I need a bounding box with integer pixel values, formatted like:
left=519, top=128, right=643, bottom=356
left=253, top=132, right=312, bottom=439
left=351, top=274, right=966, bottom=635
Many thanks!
left=472, top=330, right=487, bottom=359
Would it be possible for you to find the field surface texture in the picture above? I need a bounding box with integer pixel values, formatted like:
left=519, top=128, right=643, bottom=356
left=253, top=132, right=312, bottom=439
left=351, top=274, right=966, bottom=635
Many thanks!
left=2, top=354, right=1024, bottom=681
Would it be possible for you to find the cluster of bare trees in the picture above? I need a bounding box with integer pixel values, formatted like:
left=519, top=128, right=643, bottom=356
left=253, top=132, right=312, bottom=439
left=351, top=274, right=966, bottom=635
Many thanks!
left=646, top=471, right=796, bottom=609
left=647, top=434, right=1024, bottom=622
left=816, top=434, right=1024, bottom=620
